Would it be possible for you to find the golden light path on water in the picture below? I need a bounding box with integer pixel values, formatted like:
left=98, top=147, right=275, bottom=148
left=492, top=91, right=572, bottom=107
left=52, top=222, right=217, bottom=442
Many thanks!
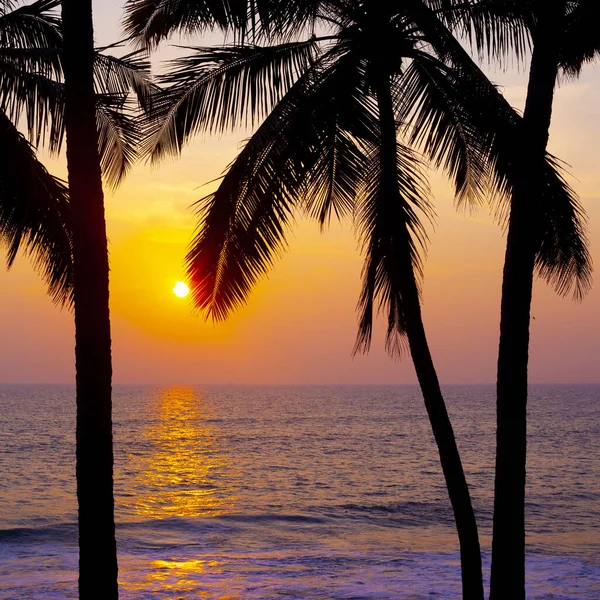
left=119, top=387, right=238, bottom=596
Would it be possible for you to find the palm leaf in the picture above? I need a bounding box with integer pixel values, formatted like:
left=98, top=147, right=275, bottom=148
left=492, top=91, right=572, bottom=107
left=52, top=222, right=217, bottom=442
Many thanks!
left=0, top=0, right=62, bottom=51
left=93, top=47, right=154, bottom=111
left=559, top=0, right=600, bottom=75
left=0, top=58, right=64, bottom=150
left=186, top=45, right=376, bottom=320
left=0, top=0, right=63, bottom=149
left=123, top=0, right=248, bottom=46
left=0, top=108, right=72, bottom=305
left=91, top=49, right=153, bottom=187
left=143, top=39, right=317, bottom=161
left=410, top=0, right=592, bottom=297
left=123, top=0, right=320, bottom=46
left=430, top=0, right=532, bottom=63
left=396, top=51, right=490, bottom=207
left=96, top=94, right=140, bottom=189
left=534, top=156, right=592, bottom=300
left=186, top=68, right=319, bottom=321
left=354, top=141, right=432, bottom=357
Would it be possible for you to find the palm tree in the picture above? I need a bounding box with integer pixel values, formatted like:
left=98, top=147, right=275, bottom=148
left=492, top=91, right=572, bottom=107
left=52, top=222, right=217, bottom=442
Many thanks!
left=60, top=0, right=119, bottom=595
left=491, top=4, right=571, bottom=597
left=2, top=2, right=152, bottom=596
left=1, top=1, right=149, bottom=596
left=59, top=1, right=157, bottom=595
left=124, top=2, right=490, bottom=597
left=126, top=0, right=591, bottom=597
left=439, top=1, right=596, bottom=597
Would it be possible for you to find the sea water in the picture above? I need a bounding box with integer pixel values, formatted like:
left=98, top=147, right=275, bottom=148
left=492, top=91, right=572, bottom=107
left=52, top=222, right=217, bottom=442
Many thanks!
left=0, top=384, right=598, bottom=599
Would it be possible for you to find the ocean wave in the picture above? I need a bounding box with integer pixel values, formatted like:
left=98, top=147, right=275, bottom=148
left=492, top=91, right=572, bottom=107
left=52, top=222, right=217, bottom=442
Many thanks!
left=0, top=522, right=77, bottom=544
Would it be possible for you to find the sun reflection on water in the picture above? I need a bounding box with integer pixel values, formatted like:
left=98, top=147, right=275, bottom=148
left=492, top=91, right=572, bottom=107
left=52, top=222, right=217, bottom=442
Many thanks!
left=120, top=556, right=234, bottom=598
left=122, top=386, right=238, bottom=519
left=119, top=387, right=239, bottom=595
left=121, top=558, right=227, bottom=597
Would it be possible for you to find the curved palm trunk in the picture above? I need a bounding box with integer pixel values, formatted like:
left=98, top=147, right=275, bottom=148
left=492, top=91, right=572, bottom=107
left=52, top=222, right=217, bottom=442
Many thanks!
left=375, top=71, right=483, bottom=600
left=490, top=4, right=565, bottom=599
left=61, top=1, right=118, bottom=598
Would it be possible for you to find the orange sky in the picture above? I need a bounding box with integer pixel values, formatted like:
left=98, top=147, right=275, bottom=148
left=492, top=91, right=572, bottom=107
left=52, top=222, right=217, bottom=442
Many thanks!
left=0, top=1, right=598, bottom=384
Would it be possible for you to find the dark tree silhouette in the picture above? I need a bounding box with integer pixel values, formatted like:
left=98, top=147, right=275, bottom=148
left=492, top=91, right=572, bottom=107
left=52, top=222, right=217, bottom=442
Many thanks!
left=445, top=1, right=596, bottom=597
left=1, top=3, right=151, bottom=597
left=54, top=2, right=151, bottom=597
left=61, top=0, right=119, bottom=596
left=2, top=3, right=150, bottom=597
left=125, top=2, right=486, bottom=597
left=492, top=5, right=569, bottom=597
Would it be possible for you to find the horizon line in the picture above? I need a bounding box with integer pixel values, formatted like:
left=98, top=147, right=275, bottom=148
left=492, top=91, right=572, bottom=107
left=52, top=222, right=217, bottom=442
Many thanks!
left=1, top=381, right=599, bottom=387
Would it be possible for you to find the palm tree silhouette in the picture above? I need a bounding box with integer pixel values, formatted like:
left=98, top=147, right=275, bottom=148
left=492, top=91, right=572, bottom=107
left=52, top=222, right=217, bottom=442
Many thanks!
left=2, top=2, right=152, bottom=596
left=61, top=0, right=119, bottom=595
left=386, top=3, right=593, bottom=595
left=126, top=0, right=591, bottom=597
left=443, top=1, right=596, bottom=597
left=2, top=2, right=154, bottom=596
left=127, top=1, right=489, bottom=596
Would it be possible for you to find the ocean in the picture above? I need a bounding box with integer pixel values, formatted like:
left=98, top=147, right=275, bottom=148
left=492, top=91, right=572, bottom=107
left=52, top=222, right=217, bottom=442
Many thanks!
left=0, top=384, right=598, bottom=599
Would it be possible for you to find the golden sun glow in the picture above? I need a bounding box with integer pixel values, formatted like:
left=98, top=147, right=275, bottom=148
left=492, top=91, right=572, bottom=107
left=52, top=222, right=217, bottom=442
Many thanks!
left=173, top=281, right=189, bottom=298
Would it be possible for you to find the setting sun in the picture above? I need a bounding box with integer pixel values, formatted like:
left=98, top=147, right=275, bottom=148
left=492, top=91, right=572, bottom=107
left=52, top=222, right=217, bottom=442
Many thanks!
left=173, top=281, right=189, bottom=298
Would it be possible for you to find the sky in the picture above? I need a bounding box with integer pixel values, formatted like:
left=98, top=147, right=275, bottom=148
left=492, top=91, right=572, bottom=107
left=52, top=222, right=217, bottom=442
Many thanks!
left=0, top=1, right=599, bottom=384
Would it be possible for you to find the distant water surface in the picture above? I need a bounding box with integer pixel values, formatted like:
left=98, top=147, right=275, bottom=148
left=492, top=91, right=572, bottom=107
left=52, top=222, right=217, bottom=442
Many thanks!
left=0, top=384, right=598, bottom=599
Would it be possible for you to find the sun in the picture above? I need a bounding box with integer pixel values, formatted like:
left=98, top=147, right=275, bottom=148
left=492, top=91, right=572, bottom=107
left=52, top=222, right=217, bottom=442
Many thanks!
left=173, top=281, right=189, bottom=298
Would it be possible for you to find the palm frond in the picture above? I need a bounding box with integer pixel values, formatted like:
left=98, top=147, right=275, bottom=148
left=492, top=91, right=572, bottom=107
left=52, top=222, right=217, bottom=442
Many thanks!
left=410, top=0, right=592, bottom=298
left=0, top=0, right=62, bottom=51
left=0, top=60, right=64, bottom=150
left=559, top=0, right=600, bottom=76
left=303, top=115, right=368, bottom=226
left=534, top=155, right=592, bottom=300
left=0, top=1, right=18, bottom=16
left=355, top=143, right=433, bottom=357
left=396, top=52, right=490, bottom=207
left=96, top=94, right=140, bottom=189
left=186, top=126, right=298, bottom=322
left=93, top=47, right=154, bottom=111
left=299, top=50, right=379, bottom=226
left=0, top=45, right=61, bottom=75
left=0, top=0, right=63, bottom=150
left=144, top=39, right=317, bottom=161
left=430, top=0, right=532, bottom=64
left=0, top=109, right=72, bottom=306
left=92, top=48, right=152, bottom=187
left=123, top=0, right=320, bottom=46
left=185, top=69, right=316, bottom=321
left=186, top=45, right=376, bottom=320
left=123, top=0, right=248, bottom=47
left=252, top=0, right=322, bottom=40
left=91, top=48, right=153, bottom=187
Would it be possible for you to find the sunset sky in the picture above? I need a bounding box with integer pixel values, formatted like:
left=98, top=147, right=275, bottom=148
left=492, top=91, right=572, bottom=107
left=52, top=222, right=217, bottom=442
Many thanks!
left=0, top=0, right=599, bottom=384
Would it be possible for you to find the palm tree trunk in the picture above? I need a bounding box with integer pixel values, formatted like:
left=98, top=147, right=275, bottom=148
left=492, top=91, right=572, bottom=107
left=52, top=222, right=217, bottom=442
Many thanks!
left=490, top=4, right=565, bottom=599
left=61, top=1, right=118, bottom=598
left=375, top=70, right=483, bottom=600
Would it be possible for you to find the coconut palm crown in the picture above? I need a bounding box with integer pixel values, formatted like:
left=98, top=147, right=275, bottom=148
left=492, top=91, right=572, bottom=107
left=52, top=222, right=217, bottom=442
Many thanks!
left=0, top=0, right=153, bottom=305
